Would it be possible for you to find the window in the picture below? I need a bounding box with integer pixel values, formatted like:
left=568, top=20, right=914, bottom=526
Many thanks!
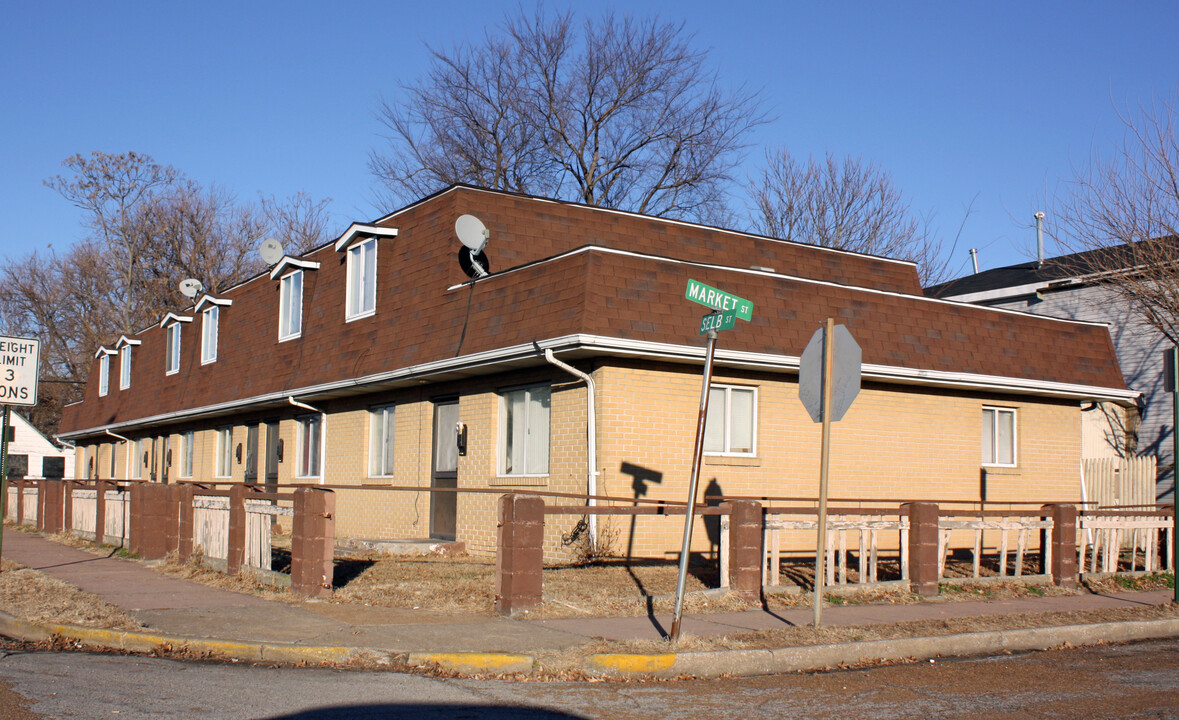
left=165, top=322, right=181, bottom=375
left=279, top=271, right=303, bottom=340
left=129, top=438, right=142, bottom=480
left=98, top=354, right=110, bottom=396
left=369, top=404, right=395, bottom=477
left=704, top=385, right=756, bottom=455
left=297, top=414, right=322, bottom=477
left=119, top=345, right=132, bottom=389
left=201, top=306, right=219, bottom=364
left=215, top=427, right=232, bottom=478
left=346, top=238, right=377, bottom=320
left=499, top=385, right=550, bottom=475
left=982, top=406, right=1017, bottom=466
left=180, top=430, right=194, bottom=478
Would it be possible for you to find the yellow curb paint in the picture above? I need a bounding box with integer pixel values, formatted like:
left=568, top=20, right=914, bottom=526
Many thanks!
left=408, top=652, right=533, bottom=673
left=589, top=653, right=677, bottom=674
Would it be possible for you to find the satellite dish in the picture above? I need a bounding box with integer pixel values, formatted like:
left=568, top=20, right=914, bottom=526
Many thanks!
left=259, top=237, right=284, bottom=265
left=458, top=248, right=490, bottom=279
left=455, top=215, right=489, bottom=253
left=178, top=278, right=204, bottom=299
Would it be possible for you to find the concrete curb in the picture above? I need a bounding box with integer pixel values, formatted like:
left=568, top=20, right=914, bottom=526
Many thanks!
left=589, top=618, right=1179, bottom=679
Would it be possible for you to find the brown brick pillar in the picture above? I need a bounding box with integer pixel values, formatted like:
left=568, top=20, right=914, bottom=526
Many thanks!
left=496, top=493, right=544, bottom=617
left=722, top=500, right=763, bottom=600
left=905, top=502, right=940, bottom=597
left=38, top=480, right=65, bottom=534
left=291, top=487, right=335, bottom=598
left=1043, top=503, right=1078, bottom=588
left=63, top=480, right=74, bottom=533
left=176, top=485, right=195, bottom=562
left=94, top=481, right=107, bottom=545
left=130, top=483, right=170, bottom=560
left=227, top=484, right=247, bottom=576
left=164, top=485, right=181, bottom=556
left=13, top=477, right=24, bottom=525
left=35, top=480, right=48, bottom=532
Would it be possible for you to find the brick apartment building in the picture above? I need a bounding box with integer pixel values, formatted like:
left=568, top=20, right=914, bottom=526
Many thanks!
left=57, top=185, right=1137, bottom=558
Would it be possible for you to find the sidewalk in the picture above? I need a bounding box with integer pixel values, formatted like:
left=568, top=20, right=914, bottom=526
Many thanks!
left=2, top=531, right=1176, bottom=676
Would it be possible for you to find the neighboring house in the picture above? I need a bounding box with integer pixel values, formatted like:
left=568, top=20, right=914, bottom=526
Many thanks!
left=5, top=411, right=74, bottom=480
left=57, top=186, right=1135, bottom=558
left=926, top=246, right=1174, bottom=503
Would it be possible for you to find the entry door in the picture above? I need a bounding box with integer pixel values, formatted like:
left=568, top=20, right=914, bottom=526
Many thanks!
left=160, top=436, right=170, bottom=484
left=148, top=438, right=157, bottom=482
left=244, top=425, right=259, bottom=485
left=431, top=400, right=460, bottom=540
left=264, top=419, right=281, bottom=491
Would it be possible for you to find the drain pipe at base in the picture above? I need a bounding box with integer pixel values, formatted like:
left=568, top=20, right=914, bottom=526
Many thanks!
left=543, top=349, right=598, bottom=551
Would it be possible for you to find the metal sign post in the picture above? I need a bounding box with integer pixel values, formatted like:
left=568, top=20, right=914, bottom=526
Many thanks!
left=813, top=319, right=835, bottom=628
left=0, top=406, right=9, bottom=571
left=1169, top=346, right=1179, bottom=605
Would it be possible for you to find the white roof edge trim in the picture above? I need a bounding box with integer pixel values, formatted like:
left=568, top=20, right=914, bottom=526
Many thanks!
left=158, top=313, right=194, bottom=328
left=447, top=245, right=1115, bottom=330
left=94, top=347, right=115, bottom=358
left=376, top=185, right=916, bottom=268
left=115, top=336, right=142, bottom=348
left=268, top=257, right=321, bottom=280
left=937, top=281, right=1050, bottom=304
left=58, top=333, right=1136, bottom=440
left=194, top=295, right=233, bottom=311
left=333, top=223, right=399, bottom=252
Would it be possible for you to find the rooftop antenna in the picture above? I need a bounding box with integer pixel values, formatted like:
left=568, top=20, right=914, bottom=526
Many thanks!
left=455, top=214, right=490, bottom=279
left=178, top=278, right=204, bottom=299
left=1034, top=212, right=1046, bottom=269
left=259, top=237, right=284, bottom=266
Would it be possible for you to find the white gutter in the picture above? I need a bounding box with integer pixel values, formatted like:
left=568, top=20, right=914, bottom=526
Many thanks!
left=104, top=429, right=130, bottom=444
left=543, top=349, right=598, bottom=552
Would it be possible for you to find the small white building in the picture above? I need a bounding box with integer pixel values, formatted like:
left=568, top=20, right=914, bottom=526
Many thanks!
left=6, top=411, right=74, bottom=479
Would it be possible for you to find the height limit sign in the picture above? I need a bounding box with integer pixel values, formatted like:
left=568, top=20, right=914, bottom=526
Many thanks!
left=0, top=336, right=40, bottom=406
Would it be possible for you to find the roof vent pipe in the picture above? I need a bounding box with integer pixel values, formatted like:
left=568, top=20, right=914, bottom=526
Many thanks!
left=542, top=349, right=598, bottom=553
left=969, top=248, right=980, bottom=274
left=1034, top=212, right=1046, bottom=269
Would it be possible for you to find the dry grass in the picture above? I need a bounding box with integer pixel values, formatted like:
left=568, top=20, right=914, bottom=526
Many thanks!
left=0, top=560, right=142, bottom=630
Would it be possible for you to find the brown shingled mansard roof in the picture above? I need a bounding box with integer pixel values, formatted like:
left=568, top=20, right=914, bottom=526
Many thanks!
left=58, top=185, right=1134, bottom=439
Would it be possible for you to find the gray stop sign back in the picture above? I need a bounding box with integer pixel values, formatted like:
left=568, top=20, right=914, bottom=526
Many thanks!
left=799, top=324, right=862, bottom=423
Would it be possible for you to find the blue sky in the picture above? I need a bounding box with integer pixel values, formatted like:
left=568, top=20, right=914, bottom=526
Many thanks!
left=2, top=1, right=1176, bottom=281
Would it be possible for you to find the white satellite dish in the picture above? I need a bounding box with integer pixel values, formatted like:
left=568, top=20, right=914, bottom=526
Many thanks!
left=259, top=237, right=284, bottom=265
left=178, top=278, right=204, bottom=299
left=455, top=215, right=489, bottom=253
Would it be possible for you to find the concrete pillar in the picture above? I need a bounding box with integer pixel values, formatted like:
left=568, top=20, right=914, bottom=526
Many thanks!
left=94, top=480, right=107, bottom=545
left=176, top=485, right=195, bottom=562
left=291, top=487, right=335, bottom=598
left=496, top=493, right=545, bottom=617
left=723, top=500, right=763, bottom=600
left=905, top=502, right=940, bottom=597
left=1043, top=503, right=1078, bottom=588
left=227, top=484, right=247, bottom=576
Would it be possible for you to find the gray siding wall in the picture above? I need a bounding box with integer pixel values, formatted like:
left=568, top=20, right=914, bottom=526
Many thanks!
left=990, top=285, right=1173, bottom=502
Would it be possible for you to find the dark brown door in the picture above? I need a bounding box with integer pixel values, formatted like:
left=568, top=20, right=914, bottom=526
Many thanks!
left=430, top=400, right=460, bottom=540
left=264, top=419, right=280, bottom=491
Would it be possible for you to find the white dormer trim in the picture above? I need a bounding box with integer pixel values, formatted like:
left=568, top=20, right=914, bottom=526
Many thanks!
left=115, top=335, right=142, bottom=348
left=159, top=312, right=194, bottom=329
left=269, top=256, right=321, bottom=280
left=94, top=346, right=116, bottom=359
left=334, top=223, right=399, bottom=252
left=194, top=295, right=234, bottom=312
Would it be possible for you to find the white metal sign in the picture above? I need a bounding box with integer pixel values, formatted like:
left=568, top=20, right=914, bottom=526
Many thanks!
left=0, top=336, right=40, bottom=406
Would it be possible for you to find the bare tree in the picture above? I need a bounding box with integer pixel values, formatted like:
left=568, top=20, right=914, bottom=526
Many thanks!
left=371, top=7, right=766, bottom=221
left=1050, top=92, right=1179, bottom=345
left=747, top=149, right=953, bottom=284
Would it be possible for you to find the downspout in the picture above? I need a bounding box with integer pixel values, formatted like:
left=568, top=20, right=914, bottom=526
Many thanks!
left=543, top=349, right=598, bottom=551
left=104, top=429, right=130, bottom=444
left=289, top=397, right=326, bottom=484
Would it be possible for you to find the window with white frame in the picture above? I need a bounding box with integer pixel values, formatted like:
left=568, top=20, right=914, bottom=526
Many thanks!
left=201, top=306, right=219, bottom=364
left=98, top=354, right=110, bottom=396
left=129, top=438, right=142, bottom=480
left=297, top=414, right=322, bottom=477
left=499, top=384, right=550, bottom=475
left=704, top=385, right=756, bottom=455
left=369, top=404, right=395, bottom=477
left=180, top=430, right=194, bottom=477
left=119, top=345, right=132, bottom=389
left=165, top=322, right=181, bottom=374
left=346, top=238, right=377, bottom=320
left=279, top=271, right=303, bottom=340
left=215, top=426, right=232, bottom=478
left=982, top=406, right=1017, bottom=466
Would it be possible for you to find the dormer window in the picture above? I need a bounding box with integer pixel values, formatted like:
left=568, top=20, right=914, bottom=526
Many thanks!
left=269, top=257, right=319, bottom=342
left=159, top=313, right=193, bottom=376
left=335, top=223, right=397, bottom=322
left=194, top=296, right=232, bottom=365
left=95, top=348, right=114, bottom=397
left=115, top=336, right=140, bottom=390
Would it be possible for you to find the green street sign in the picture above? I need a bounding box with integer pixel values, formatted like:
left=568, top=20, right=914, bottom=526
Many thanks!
left=685, top=279, right=753, bottom=321
left=699, top=310, right=737, bottom=334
